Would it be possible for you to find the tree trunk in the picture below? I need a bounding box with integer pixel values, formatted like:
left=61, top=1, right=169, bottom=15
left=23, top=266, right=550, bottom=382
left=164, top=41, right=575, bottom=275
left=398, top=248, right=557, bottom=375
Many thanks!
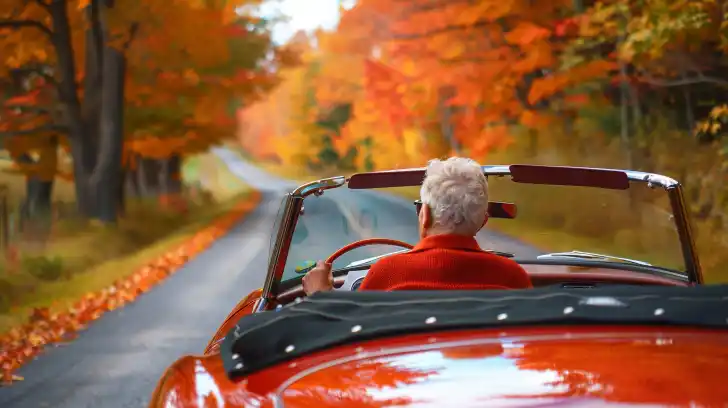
left=23, top=179, right=53, bottom=219
left=16, top=153, right=54, bottom=242
left=437, top=86, right=460, bottom=154
left=48, top=0, right=96, bottom=218
left=89, top=30, right=126, bottom=223
left=48, top=0, right=131, bottom=224
left=118, top=169, right=127, bottom=216
left=137, top=157, right=162, bottom=197
left=125, top=166, right=140, bottom=198
left=18, top=156, right=54, bottom=223
left=161, top=155, right=183, bottom=195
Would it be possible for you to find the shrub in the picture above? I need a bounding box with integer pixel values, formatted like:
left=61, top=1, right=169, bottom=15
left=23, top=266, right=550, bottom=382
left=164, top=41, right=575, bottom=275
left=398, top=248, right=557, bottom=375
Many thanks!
left=0, top=277, right=11, bottom=312
left=22, top=255, right=66, bottom=281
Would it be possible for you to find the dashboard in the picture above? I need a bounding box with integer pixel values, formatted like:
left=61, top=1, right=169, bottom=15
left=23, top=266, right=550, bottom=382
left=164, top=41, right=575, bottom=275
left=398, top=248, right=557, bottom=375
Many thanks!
left=277, top=261, right=688, bottom=304
left=332, top=261, right=688, bottom=292
left=338, top=270, right=368, bottom=291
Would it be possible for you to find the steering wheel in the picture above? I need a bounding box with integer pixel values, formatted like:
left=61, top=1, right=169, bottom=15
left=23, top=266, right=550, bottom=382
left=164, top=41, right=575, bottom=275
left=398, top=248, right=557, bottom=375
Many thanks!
left=326, top=238, right=414, bottom=265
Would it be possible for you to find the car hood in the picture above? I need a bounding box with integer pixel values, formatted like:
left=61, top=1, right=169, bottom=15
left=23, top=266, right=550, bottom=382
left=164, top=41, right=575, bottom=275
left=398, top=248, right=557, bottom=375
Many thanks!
left=152, top=327, right=728, bottom=408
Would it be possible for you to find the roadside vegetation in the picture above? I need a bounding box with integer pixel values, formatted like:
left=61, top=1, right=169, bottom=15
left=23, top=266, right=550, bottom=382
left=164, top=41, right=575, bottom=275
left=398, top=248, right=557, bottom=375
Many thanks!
left=0, top=151, right=258, bottom=383
left=0, top=152, right=250, bottom=332
left=236, top=1, right=728, bottom=283
left=0, top=0, right=291, bottom=382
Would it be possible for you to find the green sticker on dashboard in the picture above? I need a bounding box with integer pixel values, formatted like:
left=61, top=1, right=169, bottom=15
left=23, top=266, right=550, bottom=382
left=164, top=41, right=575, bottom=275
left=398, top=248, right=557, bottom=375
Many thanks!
left=295, top=260, right=317, bottom=274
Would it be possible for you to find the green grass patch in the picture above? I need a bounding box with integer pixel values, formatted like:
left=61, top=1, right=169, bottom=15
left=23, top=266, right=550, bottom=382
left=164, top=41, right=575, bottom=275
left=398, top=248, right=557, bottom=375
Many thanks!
left=0, top=151, right=253, bottom=334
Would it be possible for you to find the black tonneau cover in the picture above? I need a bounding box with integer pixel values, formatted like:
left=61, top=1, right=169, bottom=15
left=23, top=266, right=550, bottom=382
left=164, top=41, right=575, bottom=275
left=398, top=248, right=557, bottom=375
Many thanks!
left=222, top=285, right=728, bottom=379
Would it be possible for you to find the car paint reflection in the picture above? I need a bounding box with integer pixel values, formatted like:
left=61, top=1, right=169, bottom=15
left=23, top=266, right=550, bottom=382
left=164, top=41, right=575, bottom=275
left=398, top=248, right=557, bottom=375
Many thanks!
left=280, top=332, right=728, bottom=407
left=153, top=328, right=728, bottom=407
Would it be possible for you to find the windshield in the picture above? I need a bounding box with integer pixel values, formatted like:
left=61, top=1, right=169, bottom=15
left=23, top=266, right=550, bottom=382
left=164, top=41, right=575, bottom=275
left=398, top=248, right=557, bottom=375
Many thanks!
left=276, top=178, right=685, bottom=286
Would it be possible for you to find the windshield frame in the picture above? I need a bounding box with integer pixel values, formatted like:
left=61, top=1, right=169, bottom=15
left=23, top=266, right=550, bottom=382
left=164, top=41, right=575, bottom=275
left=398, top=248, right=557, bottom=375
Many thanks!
left=256, top=165, right=702, bottom=310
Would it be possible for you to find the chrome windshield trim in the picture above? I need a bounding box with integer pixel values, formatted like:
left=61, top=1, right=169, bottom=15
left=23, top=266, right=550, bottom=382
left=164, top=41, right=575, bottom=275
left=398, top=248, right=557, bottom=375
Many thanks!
left=536, top=250, right=654, bottom=266
left=292, top=176, right=347, bottom=197
left=260, top=176, right=348, bottom=307
left=343, top=249, right=410, bottom=268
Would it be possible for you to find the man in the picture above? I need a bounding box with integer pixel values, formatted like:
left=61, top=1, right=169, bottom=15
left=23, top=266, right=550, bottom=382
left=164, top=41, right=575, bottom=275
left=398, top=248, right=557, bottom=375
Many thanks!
left=303, top=157, right=533, bottom=294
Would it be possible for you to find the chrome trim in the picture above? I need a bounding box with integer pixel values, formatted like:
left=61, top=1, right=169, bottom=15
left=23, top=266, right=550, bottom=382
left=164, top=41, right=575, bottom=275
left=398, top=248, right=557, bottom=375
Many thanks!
left=667, top=183, right=702, bottom=284
left=259, top=193, right=300, bottom=307
left=292, top=176, right=347, bottom=197
left=259, top=176, right=348, bottom=309
left=343, top=249, right=410, bottom=268
left=536, top=251, right=653, bottom=266
left=258, top=166, right=701, bottom=308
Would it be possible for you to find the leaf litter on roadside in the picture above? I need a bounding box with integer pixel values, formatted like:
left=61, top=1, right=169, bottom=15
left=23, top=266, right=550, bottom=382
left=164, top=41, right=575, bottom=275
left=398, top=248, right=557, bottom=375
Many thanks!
left=0, top=192, right=261, bottom=385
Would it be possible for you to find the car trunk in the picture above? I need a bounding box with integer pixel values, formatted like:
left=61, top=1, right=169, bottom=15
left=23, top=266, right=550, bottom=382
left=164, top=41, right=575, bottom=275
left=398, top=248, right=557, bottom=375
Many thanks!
left=273, top=326, right=728, bottom=407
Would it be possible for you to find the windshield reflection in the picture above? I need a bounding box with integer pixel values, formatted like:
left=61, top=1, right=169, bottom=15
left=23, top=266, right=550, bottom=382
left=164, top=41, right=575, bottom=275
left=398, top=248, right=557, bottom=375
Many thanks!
left=280, top=188, right=420, bottom=281
left=277, top=179, right=685, bottom=285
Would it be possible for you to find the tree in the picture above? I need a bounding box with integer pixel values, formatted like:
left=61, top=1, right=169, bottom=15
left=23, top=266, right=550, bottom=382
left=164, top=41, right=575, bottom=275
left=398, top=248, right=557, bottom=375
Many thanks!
left=0, top=0, right=285, bottom=223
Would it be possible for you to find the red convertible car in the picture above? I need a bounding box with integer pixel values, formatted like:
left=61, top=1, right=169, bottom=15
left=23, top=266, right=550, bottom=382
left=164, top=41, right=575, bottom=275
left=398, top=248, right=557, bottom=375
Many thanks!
left=149, top=165, right=728, bottom=407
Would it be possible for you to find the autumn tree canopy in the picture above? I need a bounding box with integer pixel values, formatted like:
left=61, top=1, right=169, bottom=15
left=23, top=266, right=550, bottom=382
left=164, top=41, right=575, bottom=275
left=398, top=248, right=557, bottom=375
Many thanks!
left=1, top=0, right=293, bottom=222
left=239, top=0, right=728, bottom=179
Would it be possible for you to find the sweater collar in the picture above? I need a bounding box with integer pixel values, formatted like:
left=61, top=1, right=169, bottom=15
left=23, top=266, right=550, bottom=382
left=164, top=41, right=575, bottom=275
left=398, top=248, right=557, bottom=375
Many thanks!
left=412, top=234, right=482, bottom=252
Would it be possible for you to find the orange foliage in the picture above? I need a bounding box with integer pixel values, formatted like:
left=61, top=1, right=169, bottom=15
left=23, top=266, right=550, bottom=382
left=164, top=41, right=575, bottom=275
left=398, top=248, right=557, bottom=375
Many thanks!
left=237, top=0, right=627, bottom=169
left=0, top=190, right=262, bottom=384
left=513, top=339, right=728, bottom=405
left=284, top=358, right=435, bottom=407
left=1, top=0, right=285, bottom=173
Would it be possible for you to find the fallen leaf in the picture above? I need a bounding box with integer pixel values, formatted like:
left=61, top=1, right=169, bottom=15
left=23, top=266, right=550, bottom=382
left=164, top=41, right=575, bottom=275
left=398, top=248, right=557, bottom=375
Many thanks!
left=0, top=191, right=262, bottom=384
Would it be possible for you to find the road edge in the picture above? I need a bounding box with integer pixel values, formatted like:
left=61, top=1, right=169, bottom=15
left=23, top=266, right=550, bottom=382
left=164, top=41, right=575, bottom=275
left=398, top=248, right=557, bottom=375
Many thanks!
left=0, top=189, right=262, bottom=385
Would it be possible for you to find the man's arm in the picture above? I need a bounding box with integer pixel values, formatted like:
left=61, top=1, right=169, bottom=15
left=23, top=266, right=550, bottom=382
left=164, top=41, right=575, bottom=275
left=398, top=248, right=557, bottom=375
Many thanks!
left=302, top=261, right=334, bottom=295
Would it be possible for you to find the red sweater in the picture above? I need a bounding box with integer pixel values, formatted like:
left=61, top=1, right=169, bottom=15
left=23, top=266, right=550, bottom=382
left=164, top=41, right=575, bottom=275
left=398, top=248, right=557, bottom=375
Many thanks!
left=358, top=234, right=533, bottom=291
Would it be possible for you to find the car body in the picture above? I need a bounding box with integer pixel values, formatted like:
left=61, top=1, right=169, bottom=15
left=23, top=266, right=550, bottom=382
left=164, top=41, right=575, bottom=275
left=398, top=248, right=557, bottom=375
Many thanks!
left=150, top=164, right=728, bottom=407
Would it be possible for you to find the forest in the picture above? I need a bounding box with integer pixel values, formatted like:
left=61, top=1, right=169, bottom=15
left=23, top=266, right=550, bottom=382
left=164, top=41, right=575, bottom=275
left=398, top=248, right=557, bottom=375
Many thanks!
left=238, top=0, right=728, bottom=282
left=1, top=0, right=297, bottom=224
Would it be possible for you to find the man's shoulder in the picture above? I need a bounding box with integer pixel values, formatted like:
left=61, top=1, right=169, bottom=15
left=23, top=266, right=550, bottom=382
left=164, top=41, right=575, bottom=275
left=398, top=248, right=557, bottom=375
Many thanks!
left=372, top=251, right=411, bottom=266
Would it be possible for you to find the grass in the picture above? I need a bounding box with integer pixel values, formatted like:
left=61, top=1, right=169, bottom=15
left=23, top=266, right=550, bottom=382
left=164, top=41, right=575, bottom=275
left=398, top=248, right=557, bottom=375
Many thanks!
left=0, top=151, right=254, bottom=334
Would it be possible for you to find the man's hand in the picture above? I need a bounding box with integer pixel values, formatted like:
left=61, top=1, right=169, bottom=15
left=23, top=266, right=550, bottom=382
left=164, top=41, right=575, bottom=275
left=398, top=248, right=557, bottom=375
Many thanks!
left=302, top=260, right=334, bottom=295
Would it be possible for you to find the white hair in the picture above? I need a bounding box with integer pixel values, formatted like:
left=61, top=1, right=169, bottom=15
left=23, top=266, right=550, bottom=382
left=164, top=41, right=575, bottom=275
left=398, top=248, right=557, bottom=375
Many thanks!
left=420, top=157, right=489, bottom=235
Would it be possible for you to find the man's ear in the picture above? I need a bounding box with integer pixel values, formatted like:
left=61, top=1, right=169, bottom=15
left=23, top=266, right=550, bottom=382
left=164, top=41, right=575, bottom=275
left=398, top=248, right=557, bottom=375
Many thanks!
left=421, top=203, right=433, bottom=228
left=480, top=214, right=489, bottom=230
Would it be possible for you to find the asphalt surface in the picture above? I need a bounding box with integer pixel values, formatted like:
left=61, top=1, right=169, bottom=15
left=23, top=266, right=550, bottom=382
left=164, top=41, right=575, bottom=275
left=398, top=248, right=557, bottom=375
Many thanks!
left=0, top=148, right=540, bottom=408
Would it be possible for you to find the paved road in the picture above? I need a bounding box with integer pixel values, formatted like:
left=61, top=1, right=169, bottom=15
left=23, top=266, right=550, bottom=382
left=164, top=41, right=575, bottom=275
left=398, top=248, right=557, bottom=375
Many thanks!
left=0, top=149, right=540, bottom=408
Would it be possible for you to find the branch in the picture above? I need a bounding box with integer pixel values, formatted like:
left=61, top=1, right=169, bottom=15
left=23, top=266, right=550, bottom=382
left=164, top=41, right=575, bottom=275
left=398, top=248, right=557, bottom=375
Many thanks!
left=11, top=65, right=58, bottom=86
left=637, top=72, right=728, bottom=88
left=0, top=19, right=53, bottom=38
left=3, top=104, right=56, bottom=114
left=0, top=124, right=67, bottom=138
left=123, top=22, right=139, bottom=51
left=33, top=0, right=51, bottom=10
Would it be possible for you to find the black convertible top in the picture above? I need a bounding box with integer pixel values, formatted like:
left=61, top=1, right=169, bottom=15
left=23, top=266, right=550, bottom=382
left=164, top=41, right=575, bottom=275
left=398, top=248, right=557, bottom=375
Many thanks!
left=221, top=284, right=728, bottom=379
